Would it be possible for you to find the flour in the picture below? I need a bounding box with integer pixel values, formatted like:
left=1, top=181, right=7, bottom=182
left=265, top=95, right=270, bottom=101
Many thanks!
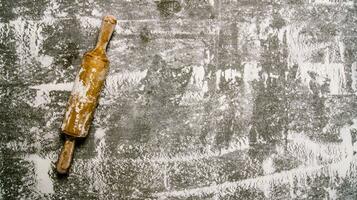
left=29, top=82, right=72, bottom=107
left=154, top=159, right=355, bottom=199
left=298, top=62, right=346, bottom=95
left=308, top=0, right=354, bottom=6
left=180, top=65, right=208, bottom=104
left=131, top=137, right=249, bottom=163
left=25, top=154, right=54, bottom=194
left=154, top=120, right=357, bottom=198
left=243, top=62, right=261, bottom=83
left=352, top=62, right=357, bottom=93
left=286, top=25, right=348, bottom=95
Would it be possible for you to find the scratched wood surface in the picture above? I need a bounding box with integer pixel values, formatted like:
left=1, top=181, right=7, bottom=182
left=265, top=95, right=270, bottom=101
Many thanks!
left=1, top=0, right=357, bottom=199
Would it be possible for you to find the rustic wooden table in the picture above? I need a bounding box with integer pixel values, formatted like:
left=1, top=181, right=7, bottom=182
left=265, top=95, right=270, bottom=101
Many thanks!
left=1, top=0, right=357, bottom=199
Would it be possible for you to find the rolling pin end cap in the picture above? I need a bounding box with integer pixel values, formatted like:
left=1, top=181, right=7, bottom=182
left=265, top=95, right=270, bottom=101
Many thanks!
left=104, top=15, right=117, bottom=24
left=56, top=162, right=69, bottom=175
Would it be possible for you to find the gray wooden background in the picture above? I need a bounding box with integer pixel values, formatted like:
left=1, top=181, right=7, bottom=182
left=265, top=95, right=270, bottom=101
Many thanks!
left=1, top=0, right=357, bottom=199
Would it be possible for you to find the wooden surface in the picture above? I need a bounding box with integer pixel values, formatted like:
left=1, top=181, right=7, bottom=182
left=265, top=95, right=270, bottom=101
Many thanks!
left=1, top=0, right=357, bottom=199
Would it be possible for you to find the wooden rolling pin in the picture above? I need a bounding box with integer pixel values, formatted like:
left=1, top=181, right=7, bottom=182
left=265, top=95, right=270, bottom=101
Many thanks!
left=56, top=15, right=117, bottom=174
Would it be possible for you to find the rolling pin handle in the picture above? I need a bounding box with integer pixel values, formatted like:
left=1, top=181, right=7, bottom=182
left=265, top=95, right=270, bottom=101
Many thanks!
left=56, top=139, right=76, bottom=175
left=94, top=15, right=117, bottom=54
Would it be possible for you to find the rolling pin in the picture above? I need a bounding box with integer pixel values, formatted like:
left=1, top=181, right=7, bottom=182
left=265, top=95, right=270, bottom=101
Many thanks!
left=56, top=15, right=117, bottom=174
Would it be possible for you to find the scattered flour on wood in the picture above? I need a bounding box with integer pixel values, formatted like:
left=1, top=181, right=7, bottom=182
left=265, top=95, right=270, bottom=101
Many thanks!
left=25, top=154, right=54, bottom=194
left=286, top=25, right=348, bottom=95
left=131, top=137, right=249, bottom=164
